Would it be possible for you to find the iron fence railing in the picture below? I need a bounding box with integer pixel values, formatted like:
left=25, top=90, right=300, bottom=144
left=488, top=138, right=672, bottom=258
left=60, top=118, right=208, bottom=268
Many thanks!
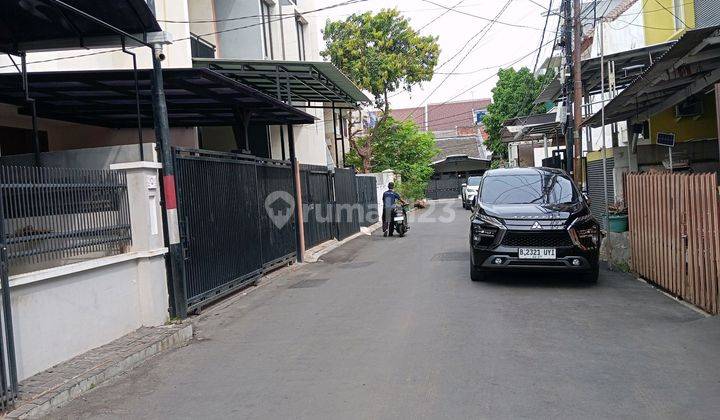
left=0, top=166, right=132, bottom=274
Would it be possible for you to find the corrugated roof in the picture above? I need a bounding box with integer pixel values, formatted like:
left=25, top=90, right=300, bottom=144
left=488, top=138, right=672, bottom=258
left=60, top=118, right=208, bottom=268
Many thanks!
left=583, top=25, right=720, bottom=127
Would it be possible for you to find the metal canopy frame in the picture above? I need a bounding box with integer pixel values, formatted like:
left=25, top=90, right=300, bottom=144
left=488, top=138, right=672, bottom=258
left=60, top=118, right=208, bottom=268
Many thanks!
left=535, top=42, right=676, bottom=104
left=193, top=59, right=370, bottom=110
left=0, top=68, right=316, bottom=128
left=583, top=26, right=720, bottom=127
left=0, top=0, right=161, bottom=54
left=501, top=113, right=562, bottom=143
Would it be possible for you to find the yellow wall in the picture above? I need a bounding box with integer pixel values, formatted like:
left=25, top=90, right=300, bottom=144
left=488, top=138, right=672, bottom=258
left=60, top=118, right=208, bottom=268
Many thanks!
left=586, top=148, right=614, bottom=163
left=649, top=93, right=718, bottom=143
left=643, top=0, right=696, bottom=45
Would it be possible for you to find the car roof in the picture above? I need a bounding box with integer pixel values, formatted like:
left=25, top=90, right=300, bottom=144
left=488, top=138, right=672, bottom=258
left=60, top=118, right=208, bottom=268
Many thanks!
left=483, top=167, right=568, bottom=177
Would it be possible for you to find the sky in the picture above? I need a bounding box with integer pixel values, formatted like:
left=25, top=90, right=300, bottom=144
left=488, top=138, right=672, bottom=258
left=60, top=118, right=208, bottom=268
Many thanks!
left=313, top=0, right=559, bottom=109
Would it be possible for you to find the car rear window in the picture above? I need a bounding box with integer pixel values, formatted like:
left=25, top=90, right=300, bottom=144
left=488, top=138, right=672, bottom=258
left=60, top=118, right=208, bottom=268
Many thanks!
left=480, top=172, right=578, bottom=205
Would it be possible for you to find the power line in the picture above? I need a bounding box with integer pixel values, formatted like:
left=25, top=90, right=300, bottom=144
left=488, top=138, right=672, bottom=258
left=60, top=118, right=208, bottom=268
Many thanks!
left=417, top=0, right=466, bottom=32
left=419, top=0, right=551, bottom=32
left=402, top=0, right=515, bottom=122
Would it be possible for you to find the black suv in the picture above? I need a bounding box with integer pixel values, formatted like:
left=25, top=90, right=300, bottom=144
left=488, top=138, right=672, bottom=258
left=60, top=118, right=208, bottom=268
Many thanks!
left=469, top=167, right=601, bottom=283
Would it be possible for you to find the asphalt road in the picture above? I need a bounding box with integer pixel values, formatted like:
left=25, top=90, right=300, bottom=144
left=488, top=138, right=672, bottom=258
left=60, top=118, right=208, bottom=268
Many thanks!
left=51, top=199, right=720, bottom=419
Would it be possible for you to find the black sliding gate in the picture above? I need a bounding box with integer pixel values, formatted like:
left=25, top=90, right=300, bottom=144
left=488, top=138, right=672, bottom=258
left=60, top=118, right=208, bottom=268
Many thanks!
left=301, top=165, right=336, bottom=249
left=174, top=150, right=379, bottom=312
left=333, top=167, right=362, bottom=241
left=174, top=148, right=296, bottom=311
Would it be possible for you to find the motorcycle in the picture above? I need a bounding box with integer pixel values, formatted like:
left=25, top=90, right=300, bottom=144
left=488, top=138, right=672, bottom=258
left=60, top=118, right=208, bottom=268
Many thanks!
left=391, top=203, right=410, bottom=237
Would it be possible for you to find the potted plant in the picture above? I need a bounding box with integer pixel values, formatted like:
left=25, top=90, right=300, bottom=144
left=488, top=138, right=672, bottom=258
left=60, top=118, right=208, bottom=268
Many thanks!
left=607, top=200, right=628, bottom=233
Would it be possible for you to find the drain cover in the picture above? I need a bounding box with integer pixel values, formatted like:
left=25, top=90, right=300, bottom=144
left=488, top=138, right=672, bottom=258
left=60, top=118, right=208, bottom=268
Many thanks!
left=431, top=252, right=468, bottom=261
left=289, top=278, right=329, bottom=289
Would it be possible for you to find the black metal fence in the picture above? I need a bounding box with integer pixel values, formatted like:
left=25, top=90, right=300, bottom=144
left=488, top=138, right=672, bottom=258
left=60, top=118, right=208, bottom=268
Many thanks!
left=174, top=148, right=297, bottom=311
left=334, top=167, right=361, bottom=241
left=300, top=165, right=335, bottom=249
left=356, top=175, right=378, bottom=227
left=0, top=166, right=132, bottom=275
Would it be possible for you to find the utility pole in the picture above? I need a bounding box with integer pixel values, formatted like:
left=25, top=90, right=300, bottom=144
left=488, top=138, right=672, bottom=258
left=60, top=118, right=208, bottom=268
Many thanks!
left=572, top=0, right=583, bottom=183
left=562, top=0, right=574, bottom=176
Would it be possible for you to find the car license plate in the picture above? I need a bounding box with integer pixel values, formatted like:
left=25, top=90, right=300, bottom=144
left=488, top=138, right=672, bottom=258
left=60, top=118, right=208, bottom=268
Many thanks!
left=394, top=217, right=405, bottom=222
left=518, top=248, right=556, bottom=259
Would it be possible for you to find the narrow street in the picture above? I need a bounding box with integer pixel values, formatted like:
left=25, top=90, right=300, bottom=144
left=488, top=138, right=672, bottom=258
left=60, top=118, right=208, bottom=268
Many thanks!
left=52, top=200, right=720, bottom=419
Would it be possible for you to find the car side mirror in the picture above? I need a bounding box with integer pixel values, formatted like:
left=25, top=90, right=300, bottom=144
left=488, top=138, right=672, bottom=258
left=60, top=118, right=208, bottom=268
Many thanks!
left=472, top=195, right=478, bottom=209
left=583, top=192, right=591, bottom=205
left=461, top=183, right=467, bottom=188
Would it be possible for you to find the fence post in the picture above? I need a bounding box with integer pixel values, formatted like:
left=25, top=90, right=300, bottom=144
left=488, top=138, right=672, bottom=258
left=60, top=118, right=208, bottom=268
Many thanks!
left=287, top=125, right=305, bottom=262
left=109, top=162, right=170, bottom=325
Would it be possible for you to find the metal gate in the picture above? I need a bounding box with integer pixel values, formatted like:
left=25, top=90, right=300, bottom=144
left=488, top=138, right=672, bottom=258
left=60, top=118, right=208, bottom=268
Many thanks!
left=301, top=165, right=335, bottom=249
left=356, top=176, right=378, bottom=227
left=586, top=157, right=615, bottom=229
left=174, top=148, right=296, bottom=311
left=426, top=174, right=462, bottom=200
left=334, top=167, right=361, bottom=240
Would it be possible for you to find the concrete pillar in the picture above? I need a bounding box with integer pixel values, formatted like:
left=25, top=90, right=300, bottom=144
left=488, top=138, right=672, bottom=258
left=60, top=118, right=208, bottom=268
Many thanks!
left=109, top=161, right=168, bottom=325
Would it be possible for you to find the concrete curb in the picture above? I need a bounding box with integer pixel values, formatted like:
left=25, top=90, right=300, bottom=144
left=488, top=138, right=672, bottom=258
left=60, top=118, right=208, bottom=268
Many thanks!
left=7, top=324, right=193, bottom=419
left=304, top=222, right=382, bottom=263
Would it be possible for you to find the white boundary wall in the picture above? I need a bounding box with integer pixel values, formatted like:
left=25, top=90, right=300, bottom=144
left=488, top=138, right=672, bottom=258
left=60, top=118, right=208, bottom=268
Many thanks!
left=8, top=162, right=169, bottom=380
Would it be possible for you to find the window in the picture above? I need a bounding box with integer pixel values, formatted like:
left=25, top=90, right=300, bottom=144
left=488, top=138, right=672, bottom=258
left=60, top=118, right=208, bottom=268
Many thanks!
left=672, top=0, right=685, bottom=31
left=467, top=176, right=482, bottom=187
left=260, top=0, right=274, bottom=59
left=480, top=172, right=579, bottom=205
left=295, top=15, right=307, bottom=60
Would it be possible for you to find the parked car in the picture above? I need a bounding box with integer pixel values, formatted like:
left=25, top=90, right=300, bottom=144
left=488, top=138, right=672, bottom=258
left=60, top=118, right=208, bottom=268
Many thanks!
left=461, top=176, right=481, bottom=209
left=469, top=167, right=601, bottom=283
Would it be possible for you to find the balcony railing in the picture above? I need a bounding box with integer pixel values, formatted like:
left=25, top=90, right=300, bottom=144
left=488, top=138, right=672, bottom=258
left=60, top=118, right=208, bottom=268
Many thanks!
left=190, top=33, right=216, bottom=59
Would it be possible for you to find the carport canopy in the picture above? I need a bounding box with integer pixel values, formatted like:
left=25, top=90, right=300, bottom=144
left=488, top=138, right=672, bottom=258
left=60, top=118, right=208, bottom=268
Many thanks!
left=0, top=68, right=316, bottom=127
left=193, top=59, right=370, bottom=109
left=0, top=0, right=163, bottom=54
left=501, top=113, right=561, bottom=143
left=583, top=25, right=720, bottom=127
left=534, top=42, right=675, bottom=104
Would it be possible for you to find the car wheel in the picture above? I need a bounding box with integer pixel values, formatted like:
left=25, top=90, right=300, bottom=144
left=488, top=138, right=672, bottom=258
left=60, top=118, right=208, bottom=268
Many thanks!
left=470, top=263, right=486, bottom=282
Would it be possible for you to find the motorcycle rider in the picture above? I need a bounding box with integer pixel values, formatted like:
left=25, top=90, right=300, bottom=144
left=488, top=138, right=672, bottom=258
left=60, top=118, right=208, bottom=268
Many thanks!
left=382, top=182, right=406, bottom=237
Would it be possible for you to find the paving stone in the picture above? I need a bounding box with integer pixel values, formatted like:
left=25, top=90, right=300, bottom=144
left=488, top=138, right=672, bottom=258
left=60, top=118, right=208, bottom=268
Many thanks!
left=6, top=324, right=193, bottom=419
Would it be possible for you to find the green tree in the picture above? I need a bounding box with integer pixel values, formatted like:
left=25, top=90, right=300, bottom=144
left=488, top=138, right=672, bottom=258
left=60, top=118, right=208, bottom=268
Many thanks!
left=323, top=9, right=439, bottom=171
left=483, top=67, right=553, bottom=165
left=346, top=117, right=438, bottom=200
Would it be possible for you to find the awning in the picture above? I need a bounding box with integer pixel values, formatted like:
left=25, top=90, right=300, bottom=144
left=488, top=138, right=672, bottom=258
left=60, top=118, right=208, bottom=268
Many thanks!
left=501, top=112, right=561, bottom=143
left=193, top=59, right=370, bottom=109
left=534, top=42, right=675, bottom=104
left=583, top=25, right=720, bottom=127
left=0, top=68, right=315, bottom=127
left=0, top=0, right=163, bottom=54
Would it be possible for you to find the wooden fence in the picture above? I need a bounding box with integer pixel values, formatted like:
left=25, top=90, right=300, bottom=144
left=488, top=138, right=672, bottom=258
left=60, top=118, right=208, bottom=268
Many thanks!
left=627, top=172, right=720, bottom=314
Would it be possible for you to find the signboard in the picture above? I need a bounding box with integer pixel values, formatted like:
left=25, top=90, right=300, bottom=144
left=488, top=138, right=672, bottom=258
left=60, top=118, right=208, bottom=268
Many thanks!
left=657, top=132, right=676, bottom=147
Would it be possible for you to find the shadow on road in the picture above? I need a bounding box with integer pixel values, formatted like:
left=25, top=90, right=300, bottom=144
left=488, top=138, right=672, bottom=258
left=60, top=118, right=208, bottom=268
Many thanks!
left=477, top=271, right=597, bottom=289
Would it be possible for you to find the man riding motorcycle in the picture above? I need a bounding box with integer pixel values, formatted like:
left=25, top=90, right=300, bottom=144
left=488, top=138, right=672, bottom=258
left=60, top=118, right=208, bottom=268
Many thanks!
left=382, top=182, right=406, bottom=237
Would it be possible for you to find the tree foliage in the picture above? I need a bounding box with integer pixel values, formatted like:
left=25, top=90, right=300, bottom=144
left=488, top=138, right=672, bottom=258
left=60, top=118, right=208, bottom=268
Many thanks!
left=483, top=67, right=553, bottom=164
left=323, top=9, right=439, bottom=173
left=346, top=117, right=438, bottom=200
left=322, top=9, right=440, bottom=112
